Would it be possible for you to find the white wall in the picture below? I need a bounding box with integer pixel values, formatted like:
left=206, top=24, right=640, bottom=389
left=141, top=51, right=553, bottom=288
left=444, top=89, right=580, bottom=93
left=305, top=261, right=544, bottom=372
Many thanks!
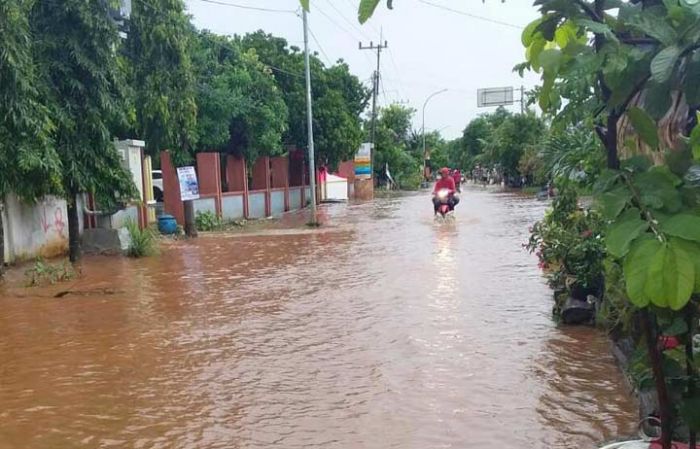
left=2, top=195, right=70, bottom=263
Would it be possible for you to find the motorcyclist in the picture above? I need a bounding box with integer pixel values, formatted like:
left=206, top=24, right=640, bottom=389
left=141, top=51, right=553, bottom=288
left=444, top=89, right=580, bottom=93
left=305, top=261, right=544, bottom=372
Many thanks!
left=452, top=168, right=462, bottom=192
left=432, top=167, right=460, bottom=215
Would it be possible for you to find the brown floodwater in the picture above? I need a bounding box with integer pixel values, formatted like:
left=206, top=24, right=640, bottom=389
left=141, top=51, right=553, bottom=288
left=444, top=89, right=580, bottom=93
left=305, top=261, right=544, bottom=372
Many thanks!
left=0, top=188, right=638, bottom=449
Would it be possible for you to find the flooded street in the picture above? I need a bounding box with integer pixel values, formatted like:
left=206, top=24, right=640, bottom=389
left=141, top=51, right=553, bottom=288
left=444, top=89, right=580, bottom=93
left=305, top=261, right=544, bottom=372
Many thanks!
left=0, top=188, right=637, bottom=449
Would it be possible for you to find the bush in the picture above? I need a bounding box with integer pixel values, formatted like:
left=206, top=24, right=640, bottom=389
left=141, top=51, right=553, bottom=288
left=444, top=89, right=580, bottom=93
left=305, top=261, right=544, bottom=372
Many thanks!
left=25, top=258, right=75, bottom=286
left=195, top=210, right=222, bottom=231
left=126, top=220, right=158, bottom=257
left=526, top=185, right=605, bottom=300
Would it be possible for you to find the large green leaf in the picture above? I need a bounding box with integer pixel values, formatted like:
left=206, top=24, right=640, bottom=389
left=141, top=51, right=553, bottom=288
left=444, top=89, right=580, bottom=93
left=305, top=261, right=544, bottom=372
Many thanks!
left=673, top=238, right=700, bottom=293
left=634, top=168, right=683, bottom=213
left=660, top=213, right=700, bottom=242
left=554, top=21, right=578, bottom=48
left=578, top=19, right=619, bottom=42
left=623, top=236, right=659, bottom=307
left=299, top=0, right=309, bottom=11
left=358, top=0, right=381, bottom=23
left=627, top=106, right=659, bottom=148
left=523, top=17, right=544, bottom=47
left=597, top=185, right=632, bottom=220
left=538, top=49, right=564, bottom=73
left=643, top=240, right=694, bottom=310
left=593, top=169, right=621, bottom=194
left=607, top=208, right=649, bottom=258
left=626, top=11, right=678, bottom=46
left=644, top=81, right=672, bottom=120
left=650, top=45, right=682, bottom=83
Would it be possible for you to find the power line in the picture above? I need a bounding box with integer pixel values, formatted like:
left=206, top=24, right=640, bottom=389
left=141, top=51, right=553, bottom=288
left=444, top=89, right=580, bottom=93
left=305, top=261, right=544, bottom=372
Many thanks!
left=190, top=0, right=297, bottom=14
left=308, top=26, right=332, bottom=65
left=132, top=0, right=304, bottom=77
left=340, top=0, right=380, bottom=35
left=416, top=0, right=523, bottom=30
left=326, top=1, right=372, bottom=41
left=309, top=1, right=362, bottom=42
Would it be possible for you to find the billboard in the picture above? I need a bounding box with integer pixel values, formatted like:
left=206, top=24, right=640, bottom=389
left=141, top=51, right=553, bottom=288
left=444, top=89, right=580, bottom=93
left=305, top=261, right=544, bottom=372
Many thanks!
left=354, top=143, right=372, bottom=179
left=477, top=87, right=514, bottom=107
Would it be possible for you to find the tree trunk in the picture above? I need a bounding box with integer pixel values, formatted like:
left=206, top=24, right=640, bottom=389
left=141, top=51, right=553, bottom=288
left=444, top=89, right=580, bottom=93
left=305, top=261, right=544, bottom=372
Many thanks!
left=607, top=113, right=621, bottom=170
left=686, top=303, right=697, bottom=449
left=0, top=201, right=4, bottom=278
left=67, top=192, right=81, bottom=262
left=642, top=309, right=673, bottom=449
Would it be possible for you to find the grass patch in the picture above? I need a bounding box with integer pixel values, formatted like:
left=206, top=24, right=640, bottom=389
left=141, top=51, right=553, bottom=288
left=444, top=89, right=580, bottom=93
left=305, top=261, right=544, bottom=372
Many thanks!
left=25, top=258, right=75, bottom=286
left=126, top=220, right=158, bottom=257
left=195, top=210, right=223, bottom=231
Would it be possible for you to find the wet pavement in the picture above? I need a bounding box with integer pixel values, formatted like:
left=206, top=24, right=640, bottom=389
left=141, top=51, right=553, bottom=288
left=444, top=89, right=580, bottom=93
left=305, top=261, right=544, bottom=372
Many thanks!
left=0, top=187, right=637, bottom=448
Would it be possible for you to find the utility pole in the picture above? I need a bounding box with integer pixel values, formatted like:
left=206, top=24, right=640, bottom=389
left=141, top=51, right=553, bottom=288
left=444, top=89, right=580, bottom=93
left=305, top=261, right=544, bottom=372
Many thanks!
left=302, top=8, right=318, bottom=225
left=519, top=85, right=525, bottom=114
left=359, top=36, right=388, bottom=147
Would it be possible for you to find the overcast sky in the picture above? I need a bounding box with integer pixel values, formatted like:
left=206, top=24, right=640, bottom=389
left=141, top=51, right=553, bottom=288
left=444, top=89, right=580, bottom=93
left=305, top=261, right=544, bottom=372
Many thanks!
left=184, top=0, right=542, bottom=140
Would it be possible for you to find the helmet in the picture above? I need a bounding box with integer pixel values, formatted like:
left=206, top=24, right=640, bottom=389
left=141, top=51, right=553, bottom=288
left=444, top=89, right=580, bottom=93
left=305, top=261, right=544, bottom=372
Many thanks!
left=440, top=167, right=450, bottom=176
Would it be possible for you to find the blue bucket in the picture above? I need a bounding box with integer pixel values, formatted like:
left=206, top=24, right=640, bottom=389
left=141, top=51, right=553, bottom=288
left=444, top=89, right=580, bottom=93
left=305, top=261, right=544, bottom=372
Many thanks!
left=158, top=214, right=178, bottom=235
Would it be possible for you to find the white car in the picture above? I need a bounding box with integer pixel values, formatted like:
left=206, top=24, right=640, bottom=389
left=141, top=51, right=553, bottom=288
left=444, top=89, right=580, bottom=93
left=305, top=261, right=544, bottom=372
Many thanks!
left=152, top=170, right=163, bottom=202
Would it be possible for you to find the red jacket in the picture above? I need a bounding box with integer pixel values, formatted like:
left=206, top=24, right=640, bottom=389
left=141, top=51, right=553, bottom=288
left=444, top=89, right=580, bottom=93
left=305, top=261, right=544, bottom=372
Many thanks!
left=433, top=177, right=456, bottom=194
left=452, top=170, right=461, bottom=184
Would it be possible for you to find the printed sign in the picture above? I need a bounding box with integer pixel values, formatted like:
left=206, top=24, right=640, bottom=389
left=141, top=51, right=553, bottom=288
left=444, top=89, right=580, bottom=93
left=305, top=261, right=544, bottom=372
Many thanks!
left=354, top=143, right=372, bottom=180
left=477, top=87, right=514, bottom=107
left=177, top=166, right=200, bottom=201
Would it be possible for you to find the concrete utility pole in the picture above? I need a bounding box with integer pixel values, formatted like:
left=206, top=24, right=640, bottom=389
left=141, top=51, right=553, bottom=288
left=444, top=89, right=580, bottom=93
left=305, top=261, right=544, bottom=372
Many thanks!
left=359, top=36, right=388, bottom=147
left=422, top=88, right=448, bottom=182
left=302, top=7, right=318, bottom=225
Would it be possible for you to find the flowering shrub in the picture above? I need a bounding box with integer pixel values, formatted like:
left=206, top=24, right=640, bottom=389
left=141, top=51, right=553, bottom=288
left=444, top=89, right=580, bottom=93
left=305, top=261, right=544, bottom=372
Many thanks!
left=526, top=185, right=605, bottom=298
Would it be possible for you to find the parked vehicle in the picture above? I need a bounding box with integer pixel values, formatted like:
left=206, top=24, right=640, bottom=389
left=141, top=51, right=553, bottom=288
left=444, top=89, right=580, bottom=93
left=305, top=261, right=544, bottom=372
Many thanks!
left=152, top=170, right=164, bottom=202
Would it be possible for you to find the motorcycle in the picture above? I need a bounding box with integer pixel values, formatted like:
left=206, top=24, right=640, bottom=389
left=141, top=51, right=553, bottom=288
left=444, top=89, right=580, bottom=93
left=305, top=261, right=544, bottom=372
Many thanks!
left=434, top=188, right=456, bottom=221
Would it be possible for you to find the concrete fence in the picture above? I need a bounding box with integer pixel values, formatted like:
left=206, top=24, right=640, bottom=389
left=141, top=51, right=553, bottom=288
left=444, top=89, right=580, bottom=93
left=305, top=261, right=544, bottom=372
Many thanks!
left=160, top=150, right=355, bottom=225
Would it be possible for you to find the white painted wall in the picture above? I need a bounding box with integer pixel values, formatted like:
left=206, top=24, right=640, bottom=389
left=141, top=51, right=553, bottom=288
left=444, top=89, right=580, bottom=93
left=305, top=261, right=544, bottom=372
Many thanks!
left=2, top=195, right=69, bottom=263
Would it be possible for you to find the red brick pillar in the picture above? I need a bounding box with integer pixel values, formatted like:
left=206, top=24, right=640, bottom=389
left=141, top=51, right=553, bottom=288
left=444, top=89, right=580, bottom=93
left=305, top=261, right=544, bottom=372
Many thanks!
left=161, top=150, right=184, bottom=225
left=196, top=152, right=222, bottom=216
left=251, top=157, right=271, bottom=216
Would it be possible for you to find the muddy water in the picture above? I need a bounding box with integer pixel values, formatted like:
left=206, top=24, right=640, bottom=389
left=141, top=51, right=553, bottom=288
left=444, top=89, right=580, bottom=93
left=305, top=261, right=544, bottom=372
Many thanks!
left=0, top=188, right=637, bottom=449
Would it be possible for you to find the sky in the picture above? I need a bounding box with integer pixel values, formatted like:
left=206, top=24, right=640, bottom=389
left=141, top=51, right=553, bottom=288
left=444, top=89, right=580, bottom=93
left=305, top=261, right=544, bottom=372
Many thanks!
left=184, top=0, right=543, bottom=140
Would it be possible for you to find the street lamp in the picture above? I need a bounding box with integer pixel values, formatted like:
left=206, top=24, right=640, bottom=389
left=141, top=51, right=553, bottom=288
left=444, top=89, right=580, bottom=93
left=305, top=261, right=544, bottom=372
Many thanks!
left=422, top=88, right=448, bottom=183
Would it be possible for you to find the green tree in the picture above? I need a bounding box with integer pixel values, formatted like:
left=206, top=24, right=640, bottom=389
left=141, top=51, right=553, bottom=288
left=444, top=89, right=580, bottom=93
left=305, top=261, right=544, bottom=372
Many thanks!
left=193, top=32, right=288, bottom=162
left=373, top=104, right=424, bottom=188
left=126, top=0, right=198, bottom=163
left=31, top=0, right=136, bottom=261
left=520, top=2, right=700, bottom=446
left=484, top=112, right=545, bottom=179
left=239, top=31, right=369, bottom=168
left=0, top=0, right=63, bottom=272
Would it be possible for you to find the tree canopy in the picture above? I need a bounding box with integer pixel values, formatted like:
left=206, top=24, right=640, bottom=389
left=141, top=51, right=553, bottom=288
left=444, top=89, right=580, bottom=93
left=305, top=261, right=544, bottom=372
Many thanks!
left=126, top=0, right=198, bottom=163
left=192, top=31, right=288, bottom=163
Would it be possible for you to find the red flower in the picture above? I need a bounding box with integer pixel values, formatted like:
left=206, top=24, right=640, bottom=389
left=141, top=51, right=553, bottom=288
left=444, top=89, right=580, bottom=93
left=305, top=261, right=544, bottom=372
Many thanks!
left=659, top=336, right=681, bottom=351
left=580, top=229, right=593, bottom=238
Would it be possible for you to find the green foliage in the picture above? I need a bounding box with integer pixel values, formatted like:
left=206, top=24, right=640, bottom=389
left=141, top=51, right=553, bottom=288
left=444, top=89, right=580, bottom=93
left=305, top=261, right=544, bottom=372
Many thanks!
left=126, top=220, right=158, bottom=258
left=372, top=104, right=423, bottom=189
left=126, top=0, right=198, bottom=163
left=31, top=0, right=136, bottom=208
left=195, top=210, right=222, bottom=231
left=0, top=0, right=62, bottom=201
left=193, top=32, right=288, bottom=162
left=24, top=258, right=75, bottom=287
left=239, top=32, right=369, bottom=167
left=527, top=185, right=606, bottom=295
left=453, top=108, right=546, bottom=182
left=596, top=156, right=700, bottom=311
